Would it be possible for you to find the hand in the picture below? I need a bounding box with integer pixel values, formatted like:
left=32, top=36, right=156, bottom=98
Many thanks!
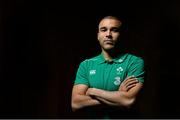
left=119, top=76, right=139, bottom=92
left=86, top=88, right=96, bottom=96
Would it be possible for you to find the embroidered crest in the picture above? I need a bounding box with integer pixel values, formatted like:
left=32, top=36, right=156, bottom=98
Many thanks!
left=114, top=76, right=121, bottom=85
left=116, top=66, right=123, bottom=74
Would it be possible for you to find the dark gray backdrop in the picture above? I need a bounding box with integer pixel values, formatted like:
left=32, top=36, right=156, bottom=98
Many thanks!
left=0, top=0, right=180, bottom=118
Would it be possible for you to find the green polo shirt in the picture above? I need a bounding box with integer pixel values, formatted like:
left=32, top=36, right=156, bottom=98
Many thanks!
left=74, top=53, right=145, bottom=91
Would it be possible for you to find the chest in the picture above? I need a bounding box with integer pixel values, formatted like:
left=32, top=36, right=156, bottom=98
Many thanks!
left=87, top=63, right=128, bottom=91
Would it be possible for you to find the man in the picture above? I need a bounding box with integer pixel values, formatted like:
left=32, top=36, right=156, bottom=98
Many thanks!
left=71, top=16, right=145, bottom=118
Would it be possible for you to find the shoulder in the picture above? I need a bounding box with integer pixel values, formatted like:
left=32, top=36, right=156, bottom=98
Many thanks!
left=126, top=53, right=144, bottom=62
left=80, top=54, right=101, bottom=64
left=78, top=54, right=101, bottom=68
left=124, top=53, right=144, bottom=67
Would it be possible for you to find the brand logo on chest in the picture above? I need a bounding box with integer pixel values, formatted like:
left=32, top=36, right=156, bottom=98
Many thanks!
left=89, top=70, right=96, bottom=75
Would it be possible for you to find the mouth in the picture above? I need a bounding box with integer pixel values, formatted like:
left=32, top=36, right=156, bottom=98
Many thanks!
left=104, top=40, right=114, bottom=45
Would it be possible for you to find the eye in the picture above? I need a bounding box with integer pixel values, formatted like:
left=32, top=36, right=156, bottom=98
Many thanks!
left=111, top=27, right=120, bottom=32
left=100, top=27, right=107, bottom=32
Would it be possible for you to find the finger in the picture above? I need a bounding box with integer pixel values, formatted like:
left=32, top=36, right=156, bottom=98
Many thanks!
left=126, top=84, right=137, bottom=91
left=124, top=78, right=138, bottom=87
left=126, top=79, right=139, bottom=86
left=86, top=89, right=90, bottom=95
left=125, top=75, right=136, bottom=80
left=125, top=81, right=138, bottom=91
left=124, top=76, right=136, bottom=83
left=122, top=79, right=138, bottom=91
left=123, top=77, right=138, bottom=86
left=119, top=78, right=137, bottom=91
left=86, top=88, right=93, bottom=95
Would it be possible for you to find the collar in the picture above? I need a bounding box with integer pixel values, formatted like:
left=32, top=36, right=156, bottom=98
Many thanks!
left=97, top=53, right=128, bottom=64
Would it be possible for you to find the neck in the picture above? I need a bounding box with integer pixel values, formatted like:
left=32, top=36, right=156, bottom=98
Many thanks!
left=102, top=48, right=120, bottom=61
left=101, top=45, right=125, bottom=61
left=102, top=50, right=112, bottom=61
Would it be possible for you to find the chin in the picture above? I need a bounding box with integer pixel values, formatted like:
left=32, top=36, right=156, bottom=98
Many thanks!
left=103, top=47, right=115, bottom=51
left=104, top=45, right=115, bottom=50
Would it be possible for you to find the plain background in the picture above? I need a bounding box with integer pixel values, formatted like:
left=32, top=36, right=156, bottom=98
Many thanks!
left=0, top=0, right=180, bottom=118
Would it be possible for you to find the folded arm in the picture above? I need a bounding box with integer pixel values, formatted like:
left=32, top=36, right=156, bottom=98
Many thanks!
left=86, top=76, right=143, bottom=108
left=71, top=84, right=101, bottom=111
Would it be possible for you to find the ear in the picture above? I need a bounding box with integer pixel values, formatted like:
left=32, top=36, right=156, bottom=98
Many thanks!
left=97, top=32, right=100, bottom=41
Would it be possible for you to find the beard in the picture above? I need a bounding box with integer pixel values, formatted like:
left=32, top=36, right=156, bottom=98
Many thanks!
left=101, top=44, right=116, bottom=53
left=100, top=40, right=116, bottom=51
left=100, top=40, right=123, bottom=56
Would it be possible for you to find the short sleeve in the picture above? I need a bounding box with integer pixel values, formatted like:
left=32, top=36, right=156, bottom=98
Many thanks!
left=74, top=61, right=89, bottom=86
left=127, top=57, right=145, bottom=83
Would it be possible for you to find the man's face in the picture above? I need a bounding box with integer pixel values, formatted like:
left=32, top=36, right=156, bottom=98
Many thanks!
left=98, top=18, right=122, bottom=51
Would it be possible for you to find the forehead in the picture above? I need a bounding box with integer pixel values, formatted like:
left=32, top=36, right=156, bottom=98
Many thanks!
left=99, top=18, right=122, bottom=28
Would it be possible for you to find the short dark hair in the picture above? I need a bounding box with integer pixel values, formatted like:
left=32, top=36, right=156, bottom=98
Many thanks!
left=98, top=15, right=122, bottom=25
left=102, top=16, right=121, bottom=21
left=98, top=15, right=125, bottom=32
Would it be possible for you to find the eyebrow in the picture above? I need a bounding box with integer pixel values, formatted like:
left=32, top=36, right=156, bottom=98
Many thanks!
left=99, top=27, right=106, bottom=29
left=111, top=27, right=120, bottom=30
left=99, top=26, right=120, bottom=31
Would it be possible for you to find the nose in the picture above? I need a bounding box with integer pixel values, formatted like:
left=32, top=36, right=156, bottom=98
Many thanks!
left=106, top=30, right=112, bottom=38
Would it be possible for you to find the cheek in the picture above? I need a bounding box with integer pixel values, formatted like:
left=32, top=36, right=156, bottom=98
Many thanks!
left=113, top=34, right=120, bottom=39
left=98, top=34, right=104, bottom=41
left=98, top=39, right=103, bottom=45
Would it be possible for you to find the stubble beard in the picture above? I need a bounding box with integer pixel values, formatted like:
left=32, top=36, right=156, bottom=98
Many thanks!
left=101, top=45, right=116, bottom=54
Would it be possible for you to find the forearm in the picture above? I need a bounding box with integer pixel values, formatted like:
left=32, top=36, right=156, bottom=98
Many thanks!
left=95, top=96, right=119, bottom=106
left=87, top=82, right=143, bottom=107
left=91, top=89, right=135, bottom=107
left=71, top=94, right=101, bottom=111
